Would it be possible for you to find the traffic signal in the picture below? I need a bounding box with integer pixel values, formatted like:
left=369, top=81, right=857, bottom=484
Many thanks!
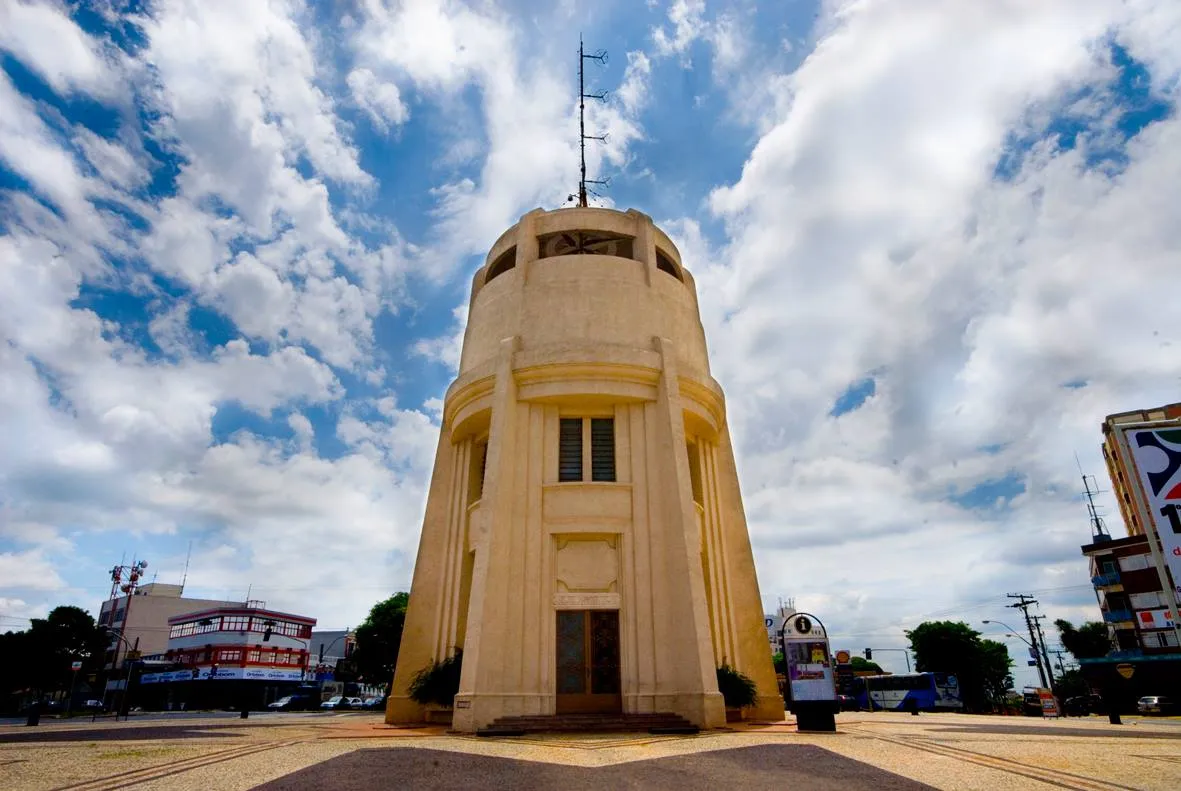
left=864, top=648, right=872, bottom=660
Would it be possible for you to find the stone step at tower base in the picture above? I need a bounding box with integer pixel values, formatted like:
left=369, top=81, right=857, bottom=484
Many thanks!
left=477, top=712, right=699, bottom=736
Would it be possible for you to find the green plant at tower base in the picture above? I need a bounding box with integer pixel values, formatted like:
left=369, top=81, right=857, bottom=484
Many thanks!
left=716, top=664, right=758, bottom=709
left=408, top=651, right=463, bottom=708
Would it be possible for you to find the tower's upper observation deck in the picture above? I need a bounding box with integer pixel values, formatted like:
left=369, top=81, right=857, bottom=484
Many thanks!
left=459, top=207, right=711, bottom=377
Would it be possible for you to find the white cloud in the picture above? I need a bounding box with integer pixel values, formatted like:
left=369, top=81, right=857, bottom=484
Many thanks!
left=688, top=0, right=1181, bottom=665
left=0, top=0, right=122, bottom=99
left=347, top=67, right=409, bottom=131
left=653, top=0, right=707, bottom=58
left=0, top=550, right=68, bottom=591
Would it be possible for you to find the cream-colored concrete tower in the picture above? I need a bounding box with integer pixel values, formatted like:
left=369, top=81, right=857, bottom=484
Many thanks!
left=386, top=207, right=782, bottom=732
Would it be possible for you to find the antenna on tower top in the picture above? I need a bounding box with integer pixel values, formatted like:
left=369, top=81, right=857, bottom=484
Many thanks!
left=180, top=540, right=192, bottom=592
left=572, top=36, right=608, bottom=207
left=1075, top=452, right=1110, bottom=540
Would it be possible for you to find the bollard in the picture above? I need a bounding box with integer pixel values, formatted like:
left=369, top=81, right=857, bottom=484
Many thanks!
left=25, top=702, right=40, bottom=727
left=241, top=707, right=249, bottom=719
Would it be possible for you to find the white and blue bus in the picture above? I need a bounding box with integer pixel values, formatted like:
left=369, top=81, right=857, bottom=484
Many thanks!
left=853, top=672, right=963, bottom=712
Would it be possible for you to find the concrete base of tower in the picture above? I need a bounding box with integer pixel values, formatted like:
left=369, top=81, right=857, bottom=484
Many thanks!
left=449, top=692, right=554, bottom=733
left=747, top=695, right=788, bottom=722
left=384, top=695, right=425, bottom=725
left=625, top=691, right=727, bottom=729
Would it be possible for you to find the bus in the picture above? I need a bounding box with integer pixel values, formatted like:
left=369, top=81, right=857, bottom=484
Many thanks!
left=853, top=672, right=963, bottom=712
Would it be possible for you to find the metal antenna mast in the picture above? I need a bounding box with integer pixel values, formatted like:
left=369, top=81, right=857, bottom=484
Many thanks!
left=1075, top=453, right=1110, bottom=539
left=575, top=36, right=608, bottom=207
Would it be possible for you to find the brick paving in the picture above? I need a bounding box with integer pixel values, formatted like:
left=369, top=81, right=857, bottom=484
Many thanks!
left=1, top=712, right=1178, bottom=790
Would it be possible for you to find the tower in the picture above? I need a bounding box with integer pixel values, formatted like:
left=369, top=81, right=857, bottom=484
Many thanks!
left=386, top=207, right=783, bottom=731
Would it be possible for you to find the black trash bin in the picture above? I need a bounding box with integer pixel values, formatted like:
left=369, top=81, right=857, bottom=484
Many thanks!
left=25, top=701, right=40, bottom=727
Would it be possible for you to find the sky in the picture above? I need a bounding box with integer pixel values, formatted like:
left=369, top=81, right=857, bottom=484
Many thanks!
left=1, top=0, right=1179, bottom=690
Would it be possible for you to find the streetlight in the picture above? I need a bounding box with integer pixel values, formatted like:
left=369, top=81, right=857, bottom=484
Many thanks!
left=982, top=620, right=1053, bottom=692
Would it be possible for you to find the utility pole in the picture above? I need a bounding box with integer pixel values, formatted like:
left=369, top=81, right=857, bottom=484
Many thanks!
left=1007, top=594, right=1051, bottom=690
left=1030, top=615, right=1056, bottom=691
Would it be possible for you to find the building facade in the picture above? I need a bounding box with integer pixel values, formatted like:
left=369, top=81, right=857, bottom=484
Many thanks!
left=387, top=207, right=782, bottom=732
left=1080, top=533, right=1179, bottom=654
left=135, top=604, right=316, bottom=710
left=97, top=583, right=239, bottom=670
left=1101, top=402, right=1181, bottom=536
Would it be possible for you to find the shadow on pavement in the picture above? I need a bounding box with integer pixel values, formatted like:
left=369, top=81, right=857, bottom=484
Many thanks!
left=255, top=744, right=937, bottom=791
left=0, top=725, right=245, bottom=743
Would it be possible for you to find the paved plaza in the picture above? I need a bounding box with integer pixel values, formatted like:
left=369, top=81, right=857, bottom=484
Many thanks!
left=1, top=711, right=1179, bottom=790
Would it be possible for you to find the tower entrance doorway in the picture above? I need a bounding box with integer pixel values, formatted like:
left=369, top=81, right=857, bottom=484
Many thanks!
left=555, top=610, right=621, bottom=714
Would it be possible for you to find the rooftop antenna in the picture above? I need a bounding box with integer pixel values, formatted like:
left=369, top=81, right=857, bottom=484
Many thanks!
left=1075, top=452, right=1110, bottom=540
left=180, top=540, right=192, bottom=592
left=572, top=36, right=608, bottom=207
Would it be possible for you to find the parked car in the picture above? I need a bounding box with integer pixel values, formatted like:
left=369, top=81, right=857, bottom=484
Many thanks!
left=1137, top=696, right=1174, bottom=715
left=321, top=695, right=363, bottom=710
left=268, top=695, right=316, bottom=711
left=835, top=695, right=858, bottom=711
left=1063, top=695, right=1104, bottom=717
left=82, top=699, right=105, bottom=711
left=362, top=697, right=386, bottom=710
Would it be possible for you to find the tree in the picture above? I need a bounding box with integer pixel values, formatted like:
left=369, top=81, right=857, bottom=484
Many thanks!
left=1054, top=619, right=1110, bottom=660
left=905, top=621, right=1013, bottom=712
left=350, top=592, right=409, bottom=684
left=1, top=607, right=107, bottom=705
left=849, top=656, right=883, bottom=673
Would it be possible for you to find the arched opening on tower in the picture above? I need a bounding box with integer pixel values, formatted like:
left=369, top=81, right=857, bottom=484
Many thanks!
left=656, top=249, right=683, bottom=282
left=538, top=230, right=635, bottom=260
left=486, top=246, right=517, bottom=283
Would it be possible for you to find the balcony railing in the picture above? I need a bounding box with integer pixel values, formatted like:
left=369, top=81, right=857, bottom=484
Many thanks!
left=1091, top=572, right=1121, bottom=586
left=1103, top=609, right=1134, bottom=623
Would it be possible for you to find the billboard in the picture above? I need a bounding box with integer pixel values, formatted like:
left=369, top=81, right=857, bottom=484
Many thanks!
left=139, top=667, right=305, bottom=684
left=1124, top=426, right=1181, bottom=604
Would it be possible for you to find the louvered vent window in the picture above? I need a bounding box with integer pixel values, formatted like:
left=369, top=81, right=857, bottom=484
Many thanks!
left=559, top=419, right=583, bottom=482
left=590, top=419, right=615, bottom=482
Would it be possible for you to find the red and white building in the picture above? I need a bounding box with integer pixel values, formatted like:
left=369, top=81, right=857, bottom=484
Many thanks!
left=141, top=603, right=316, bottom=685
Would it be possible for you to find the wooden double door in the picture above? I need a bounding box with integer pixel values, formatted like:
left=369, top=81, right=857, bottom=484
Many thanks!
left=555, top=610, right=621, bottom=714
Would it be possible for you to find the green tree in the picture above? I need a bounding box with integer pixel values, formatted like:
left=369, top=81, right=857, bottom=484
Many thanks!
left=849, top=656, right=883, bottom=673
left=350, top=592, right=410, bottom=684
left=1052, top=668, right=1090, bottom=701
left=905, top=621, right=1013, bottom=712
left=1054, top=619, right=1110, bottom=660
left=2, top=607, right=108, bottom=703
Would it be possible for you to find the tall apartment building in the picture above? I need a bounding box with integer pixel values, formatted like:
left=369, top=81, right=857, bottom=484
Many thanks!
left=1101, top=402, right=1181, bottom=536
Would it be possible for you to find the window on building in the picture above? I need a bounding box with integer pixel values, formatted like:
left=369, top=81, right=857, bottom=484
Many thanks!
left=195, top=618, right=219, bottom=634
left=1099, top=558, right=1117, bottom=575
left=1118, top=554, right=1151, bottom=572
left=469, top=439, right=488, bottom=503
left=656, top=249, right=683, bottom=281
left=1130, top=591, right=1165, bottom=609
left=538, top=230, right=634, bottom=260
left=219, top=649, right=243, bottom=663
left=112, top=608, right=125, bottom=623
left=223, top=616, right=250, bottom=632
left=559, top=418, right=583, bottom=482
left=247, top=649, right=261, bottom=663
left=558, top=417, right=616, bottom=482
left=590, top=419, right=615, bottom=481
left=485, top=246, right=516, bottom=282
left=1142, top=631, right=1180, bottom=648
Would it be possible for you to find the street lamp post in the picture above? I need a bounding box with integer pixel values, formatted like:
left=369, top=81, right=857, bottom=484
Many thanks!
left=982, top=619, right=1053, bottom=693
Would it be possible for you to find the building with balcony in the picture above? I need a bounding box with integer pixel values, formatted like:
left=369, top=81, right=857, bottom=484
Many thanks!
left=386, top=207, right=782, bottom=732
left=1081, top=534, right=1179, bottom=654
left=134, top=603, right=316, bottom=711
left=97, top=583, right=240, bottom=671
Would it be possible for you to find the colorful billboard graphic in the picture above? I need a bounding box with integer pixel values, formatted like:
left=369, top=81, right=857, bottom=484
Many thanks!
left=1127, top=427, right=1181, bottom=603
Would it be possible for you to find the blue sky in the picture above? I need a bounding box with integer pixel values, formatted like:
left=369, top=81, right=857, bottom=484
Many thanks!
left=2, top=0, right=1181, bottom=689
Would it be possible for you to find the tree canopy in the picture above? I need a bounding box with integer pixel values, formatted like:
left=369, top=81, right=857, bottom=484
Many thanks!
left=849, top=656, right=883, bottom=673
left=905, top=620, right=1013, bottom=711
left=1, top=606, right=108, bottom=706
left=1054, top=619, right=1110, bottom=660
left=348, top=592, right=409, bottom=684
